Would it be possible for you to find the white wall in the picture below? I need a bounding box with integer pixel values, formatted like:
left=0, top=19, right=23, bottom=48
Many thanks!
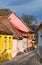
left=12, top=38, right=28, bottom=57
left=18, top=39, right=24, bottom=52
left=12, top=39, right=24, bottom=57
left=12, top=39, right=18, bottom=57
left=23, top=38, right=27, bottom=50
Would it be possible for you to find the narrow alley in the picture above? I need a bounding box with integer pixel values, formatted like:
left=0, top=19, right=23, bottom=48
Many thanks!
left=0, top=50, right=41, bottom=65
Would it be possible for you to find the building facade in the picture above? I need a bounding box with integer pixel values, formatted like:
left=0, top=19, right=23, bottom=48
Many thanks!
left=36, top=23, right=42, bottom=58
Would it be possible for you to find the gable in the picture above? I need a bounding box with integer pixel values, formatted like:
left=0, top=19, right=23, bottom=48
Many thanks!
left=8, top=13, right=31, bottom=33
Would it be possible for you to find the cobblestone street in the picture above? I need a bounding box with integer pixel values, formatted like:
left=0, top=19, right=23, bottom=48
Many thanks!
left=0, top=50, right=41, bottom=65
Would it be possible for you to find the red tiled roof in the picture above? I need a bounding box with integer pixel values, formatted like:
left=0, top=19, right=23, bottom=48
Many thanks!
left=0, top=16, right=23, bottom=39
left=9, top=13, right=32, bottom=33
left=0, top=19, right=12, bottom=34
left=14, top=29, right=23, bottom=39
left=9, top=21, right=28, bottom=38
left=0, top=16, right=31, bottom=38
left=10, top=21, right=31, bottom=33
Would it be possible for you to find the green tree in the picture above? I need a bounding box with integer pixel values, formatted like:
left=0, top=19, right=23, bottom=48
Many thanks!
left=0, top=9, right=12, bottom=16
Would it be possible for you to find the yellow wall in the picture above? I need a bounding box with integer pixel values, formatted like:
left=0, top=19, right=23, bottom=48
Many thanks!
left=0, top=35, right=13, bottom=61
left=28, top=33, right=36, bottom=48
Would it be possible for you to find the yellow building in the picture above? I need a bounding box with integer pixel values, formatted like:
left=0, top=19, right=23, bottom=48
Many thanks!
left=0, top=34, right=13, bottom=61
left=31, top=33, right=37, bottom=49
left=28, top=32, right=36, bottom=49
left=0, top=16, right=13, bottom=61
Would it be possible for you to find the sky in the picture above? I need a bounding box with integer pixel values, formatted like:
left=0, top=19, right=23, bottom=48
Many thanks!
left=0, top=0, right=42, bottom=22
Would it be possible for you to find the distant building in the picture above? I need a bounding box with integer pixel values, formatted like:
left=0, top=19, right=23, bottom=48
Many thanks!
left=36, top=22, right=42, bottom=58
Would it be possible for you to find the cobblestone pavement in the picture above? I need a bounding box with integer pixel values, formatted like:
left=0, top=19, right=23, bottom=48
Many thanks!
left=0, top=50, right=42, bottom=65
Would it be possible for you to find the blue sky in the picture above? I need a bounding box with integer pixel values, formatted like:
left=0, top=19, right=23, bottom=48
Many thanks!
left=0, top=0, right=42, bottom=21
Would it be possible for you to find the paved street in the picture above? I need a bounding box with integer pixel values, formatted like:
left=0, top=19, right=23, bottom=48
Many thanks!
left=0, top=50, right=42, bottom=65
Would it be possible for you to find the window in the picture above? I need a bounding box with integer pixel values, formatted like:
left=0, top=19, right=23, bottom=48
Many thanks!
left=9, top=37, right=11, bottom=49
left=4, top=37, right=7, bottom=49
left=41, top=35, right=42, bottom=37
left=5, top=37, right=7, bottom=38
left=4, top=40, right=6, bottom=49
left=9, top=37, right=11, bottom=39
left=0, top=36, right=1, bottom=38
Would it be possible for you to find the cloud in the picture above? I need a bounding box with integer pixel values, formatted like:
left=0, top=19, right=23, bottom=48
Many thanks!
left=11, top=0, right=42, bottom=21
left=12, top=0, right=42, bottom=12
left=0, top=0, right=42, bottom=12
left=0, top=0, right=42, bottom=21
left=0, top=0, right=33, bottom=7
left=8, top=0, right=34, bottom=6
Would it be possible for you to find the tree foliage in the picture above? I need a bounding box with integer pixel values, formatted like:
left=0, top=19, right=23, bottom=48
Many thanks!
left=0, top=9, right=12, bottom=16
left=21, top=14, right=37, bottom=30
left=21, top=14, right=37, bottom=26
